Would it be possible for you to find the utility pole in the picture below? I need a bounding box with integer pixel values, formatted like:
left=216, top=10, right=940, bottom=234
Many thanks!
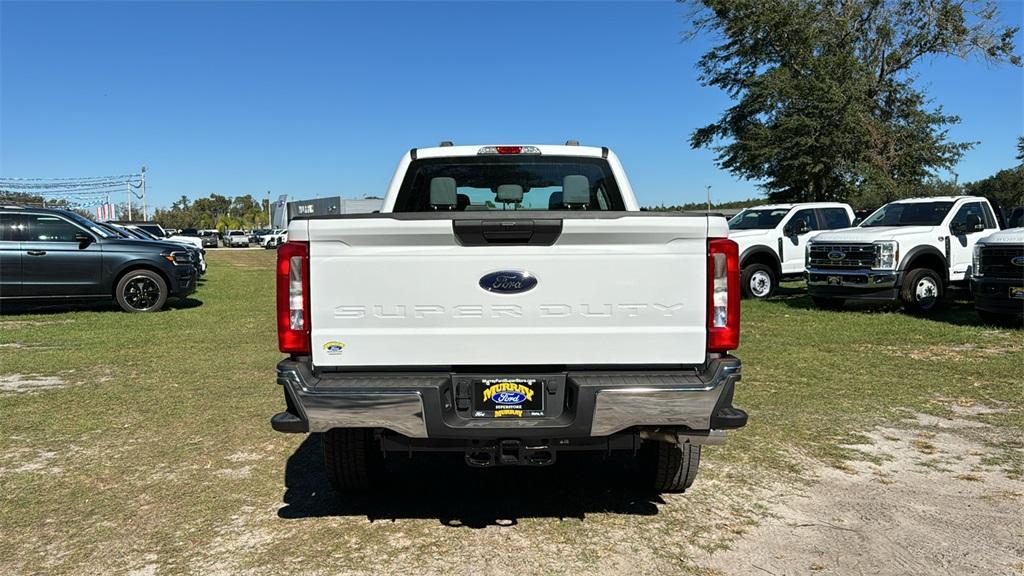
left=266, top=190, right=271, bottom=227
left=127, top=185, right=132, bottom=220
left=706, top=185, right=712, bottom=212
left=141, top=166, right=147, bottom=221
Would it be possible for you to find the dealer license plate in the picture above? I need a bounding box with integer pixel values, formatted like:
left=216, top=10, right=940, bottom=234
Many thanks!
left=473, top=378, right=545, bottom=418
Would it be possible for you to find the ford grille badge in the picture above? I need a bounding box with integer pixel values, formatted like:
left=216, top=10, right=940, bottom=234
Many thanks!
left=828, top=250, right=846, bottom=261
left=479, top=270, right=537, bottom=294
left=1012, top=256, right=1024, bottom=267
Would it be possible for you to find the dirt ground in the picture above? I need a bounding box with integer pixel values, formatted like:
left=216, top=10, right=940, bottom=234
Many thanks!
left=701, top=412, right=1024, bottom=576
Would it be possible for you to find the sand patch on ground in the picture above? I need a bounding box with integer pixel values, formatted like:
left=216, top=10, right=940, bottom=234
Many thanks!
left=0, top=374, right=68, bottom=394
left=702, top=415, right=1024, bottom=575
left=0, top=319, right=76, bottom=329
left=0, top=449, right=63, bottom=477
left=859, top=340, right=1023, bottom=362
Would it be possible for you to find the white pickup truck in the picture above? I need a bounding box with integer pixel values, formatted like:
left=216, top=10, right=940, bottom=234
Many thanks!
left=806, top=196, right=1000, bottom=313
left=971, top=227, right=1024, bottom=325
left=271, top=143, right=747, bottom=494
left=728, top=202, right=855, bottom=298
left=260, top=229, right=287, bottom=248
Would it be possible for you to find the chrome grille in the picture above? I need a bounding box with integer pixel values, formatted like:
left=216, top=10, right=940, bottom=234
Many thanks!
left=981, top=246, right=1024, bottom=279
left=808, top=243, right=875, bottom=269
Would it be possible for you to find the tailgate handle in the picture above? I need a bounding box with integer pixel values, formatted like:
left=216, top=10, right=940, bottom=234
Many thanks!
left=453, top=219, right=563, bottom=246
left=482, top=221, right=534, bottom=243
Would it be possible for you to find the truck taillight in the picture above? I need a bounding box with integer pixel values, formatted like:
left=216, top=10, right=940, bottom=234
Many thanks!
left=708, top=238, right=740, bottom=352
left=277, top=241, right=310, bottom=354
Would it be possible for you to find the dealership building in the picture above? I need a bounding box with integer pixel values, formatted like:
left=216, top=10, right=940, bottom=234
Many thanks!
left=271, top=195, right=383, bottom=228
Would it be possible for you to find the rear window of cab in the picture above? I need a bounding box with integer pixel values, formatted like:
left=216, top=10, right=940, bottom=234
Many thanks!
left=392, top=156, right=626, bottom=213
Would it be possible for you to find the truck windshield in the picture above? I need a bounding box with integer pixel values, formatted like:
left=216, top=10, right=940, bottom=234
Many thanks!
left=393, top=156, right=626, bottom=212
left=728, top=208, right=790, bottom=230
left=860, top=201, right=954, bottom=227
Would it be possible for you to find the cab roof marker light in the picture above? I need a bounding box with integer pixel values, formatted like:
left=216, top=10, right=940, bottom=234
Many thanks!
left=477, top=146, right=542, bottom=155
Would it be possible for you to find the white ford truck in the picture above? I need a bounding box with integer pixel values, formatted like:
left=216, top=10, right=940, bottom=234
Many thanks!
left=728, top=202, right=855, bottom=298
left=271, top=143, right=746, bottom=494
left=806, top=196, right=1000, bottom=313
left=971, top=227, right=1024, bottom=325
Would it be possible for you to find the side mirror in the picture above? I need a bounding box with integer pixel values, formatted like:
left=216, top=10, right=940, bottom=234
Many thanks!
left=74, top=233, right=93, bottom=247
left=966, top=214, right=984, bottom=233
left=785, top=220, right=810, bottom=236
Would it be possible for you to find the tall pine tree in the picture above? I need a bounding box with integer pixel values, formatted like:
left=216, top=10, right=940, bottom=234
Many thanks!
left=685, top=0, right=1020, bottom=207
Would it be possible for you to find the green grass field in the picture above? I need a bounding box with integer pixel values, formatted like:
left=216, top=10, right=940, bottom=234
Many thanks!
left=1, top=250, right=1021, bottom=575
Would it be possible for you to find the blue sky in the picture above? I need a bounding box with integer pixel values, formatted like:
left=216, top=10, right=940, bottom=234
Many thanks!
left=2, top=1, right=1021, bottom=209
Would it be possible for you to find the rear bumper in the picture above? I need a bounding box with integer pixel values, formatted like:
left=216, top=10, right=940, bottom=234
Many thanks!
left=270, top=356, right=746, bottom=441
left=972, top=277, right=1024, bottom=316
left=806, top=268, right=900, bottom=301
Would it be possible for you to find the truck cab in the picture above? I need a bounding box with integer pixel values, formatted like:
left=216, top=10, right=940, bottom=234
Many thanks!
left=728, top=202, right=854, bottom=298
left=270, top=143, right=747, bottom=495
left=806, top=196, right=1000, bottom=313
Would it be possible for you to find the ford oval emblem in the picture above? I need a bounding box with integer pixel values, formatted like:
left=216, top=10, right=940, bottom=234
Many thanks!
left=828, top=250, right=846, bottom=261
left=1013, top=256, right=1024, bottom=267
left=479, top=270, right=537, bottom=294
left=492, top=391, right=528, bottom=405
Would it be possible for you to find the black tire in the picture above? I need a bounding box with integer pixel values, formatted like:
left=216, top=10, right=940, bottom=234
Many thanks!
left=322, top=428, right=382, bottom=493
left=900, top=268, right=944, bottom=314
left=640, top=441, right=701, bottom=493
left=811, top=296, right=845, bottom=310
left=115, top=269, right=168, bottom=313
left=741, top=263, right=777, bottom=299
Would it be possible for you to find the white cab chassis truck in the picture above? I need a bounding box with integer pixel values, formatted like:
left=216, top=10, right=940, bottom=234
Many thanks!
left=806, top=196, right=1000, bottom=313
left=971, top=227, right=1024, bottom=325
left=271, top=144, right=747, bottom=494
left=728, top=202, right=855, bottom=298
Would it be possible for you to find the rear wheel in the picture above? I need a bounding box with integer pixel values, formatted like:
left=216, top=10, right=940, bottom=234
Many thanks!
left=811, top=296, right=845, bottom=310
left=323, top=428, right=383, bottom=493
left=115, top=269, right=168, bottom=312
left=901, top=268, right=944, bottom=314
left=741, top=264, right=777, bottom=299
left=640, top=441, right=701, bottom=493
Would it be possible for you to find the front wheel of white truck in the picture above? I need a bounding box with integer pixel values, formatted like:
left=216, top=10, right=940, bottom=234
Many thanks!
left=322, top=428, right=383, bottom=493
left=641, top=441, right=701, bottom=493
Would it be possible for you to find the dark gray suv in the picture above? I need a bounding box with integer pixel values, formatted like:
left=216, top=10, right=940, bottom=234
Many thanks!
left=0, top=206, right=197, bottom=312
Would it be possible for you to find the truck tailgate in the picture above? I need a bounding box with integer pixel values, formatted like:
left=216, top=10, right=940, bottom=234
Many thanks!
left=305, top=215, right=709, bottom=367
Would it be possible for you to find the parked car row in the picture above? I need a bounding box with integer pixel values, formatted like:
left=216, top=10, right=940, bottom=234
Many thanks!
left=176, top=228, right=277, bottom=248
left=729, top=197, right=1023, bottom=325
left=259, top=229, right=287, bottom=248
left=0, top=206, right=205, bottom=313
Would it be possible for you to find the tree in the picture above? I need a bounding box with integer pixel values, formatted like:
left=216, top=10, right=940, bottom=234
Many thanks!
left=642, top=198, right=766, bottom=212
left=684, top=0, right=1020, bottom=208
left=964, top=139, right=1024, bottom=213
left=151, top=193, right=269, bottom=231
